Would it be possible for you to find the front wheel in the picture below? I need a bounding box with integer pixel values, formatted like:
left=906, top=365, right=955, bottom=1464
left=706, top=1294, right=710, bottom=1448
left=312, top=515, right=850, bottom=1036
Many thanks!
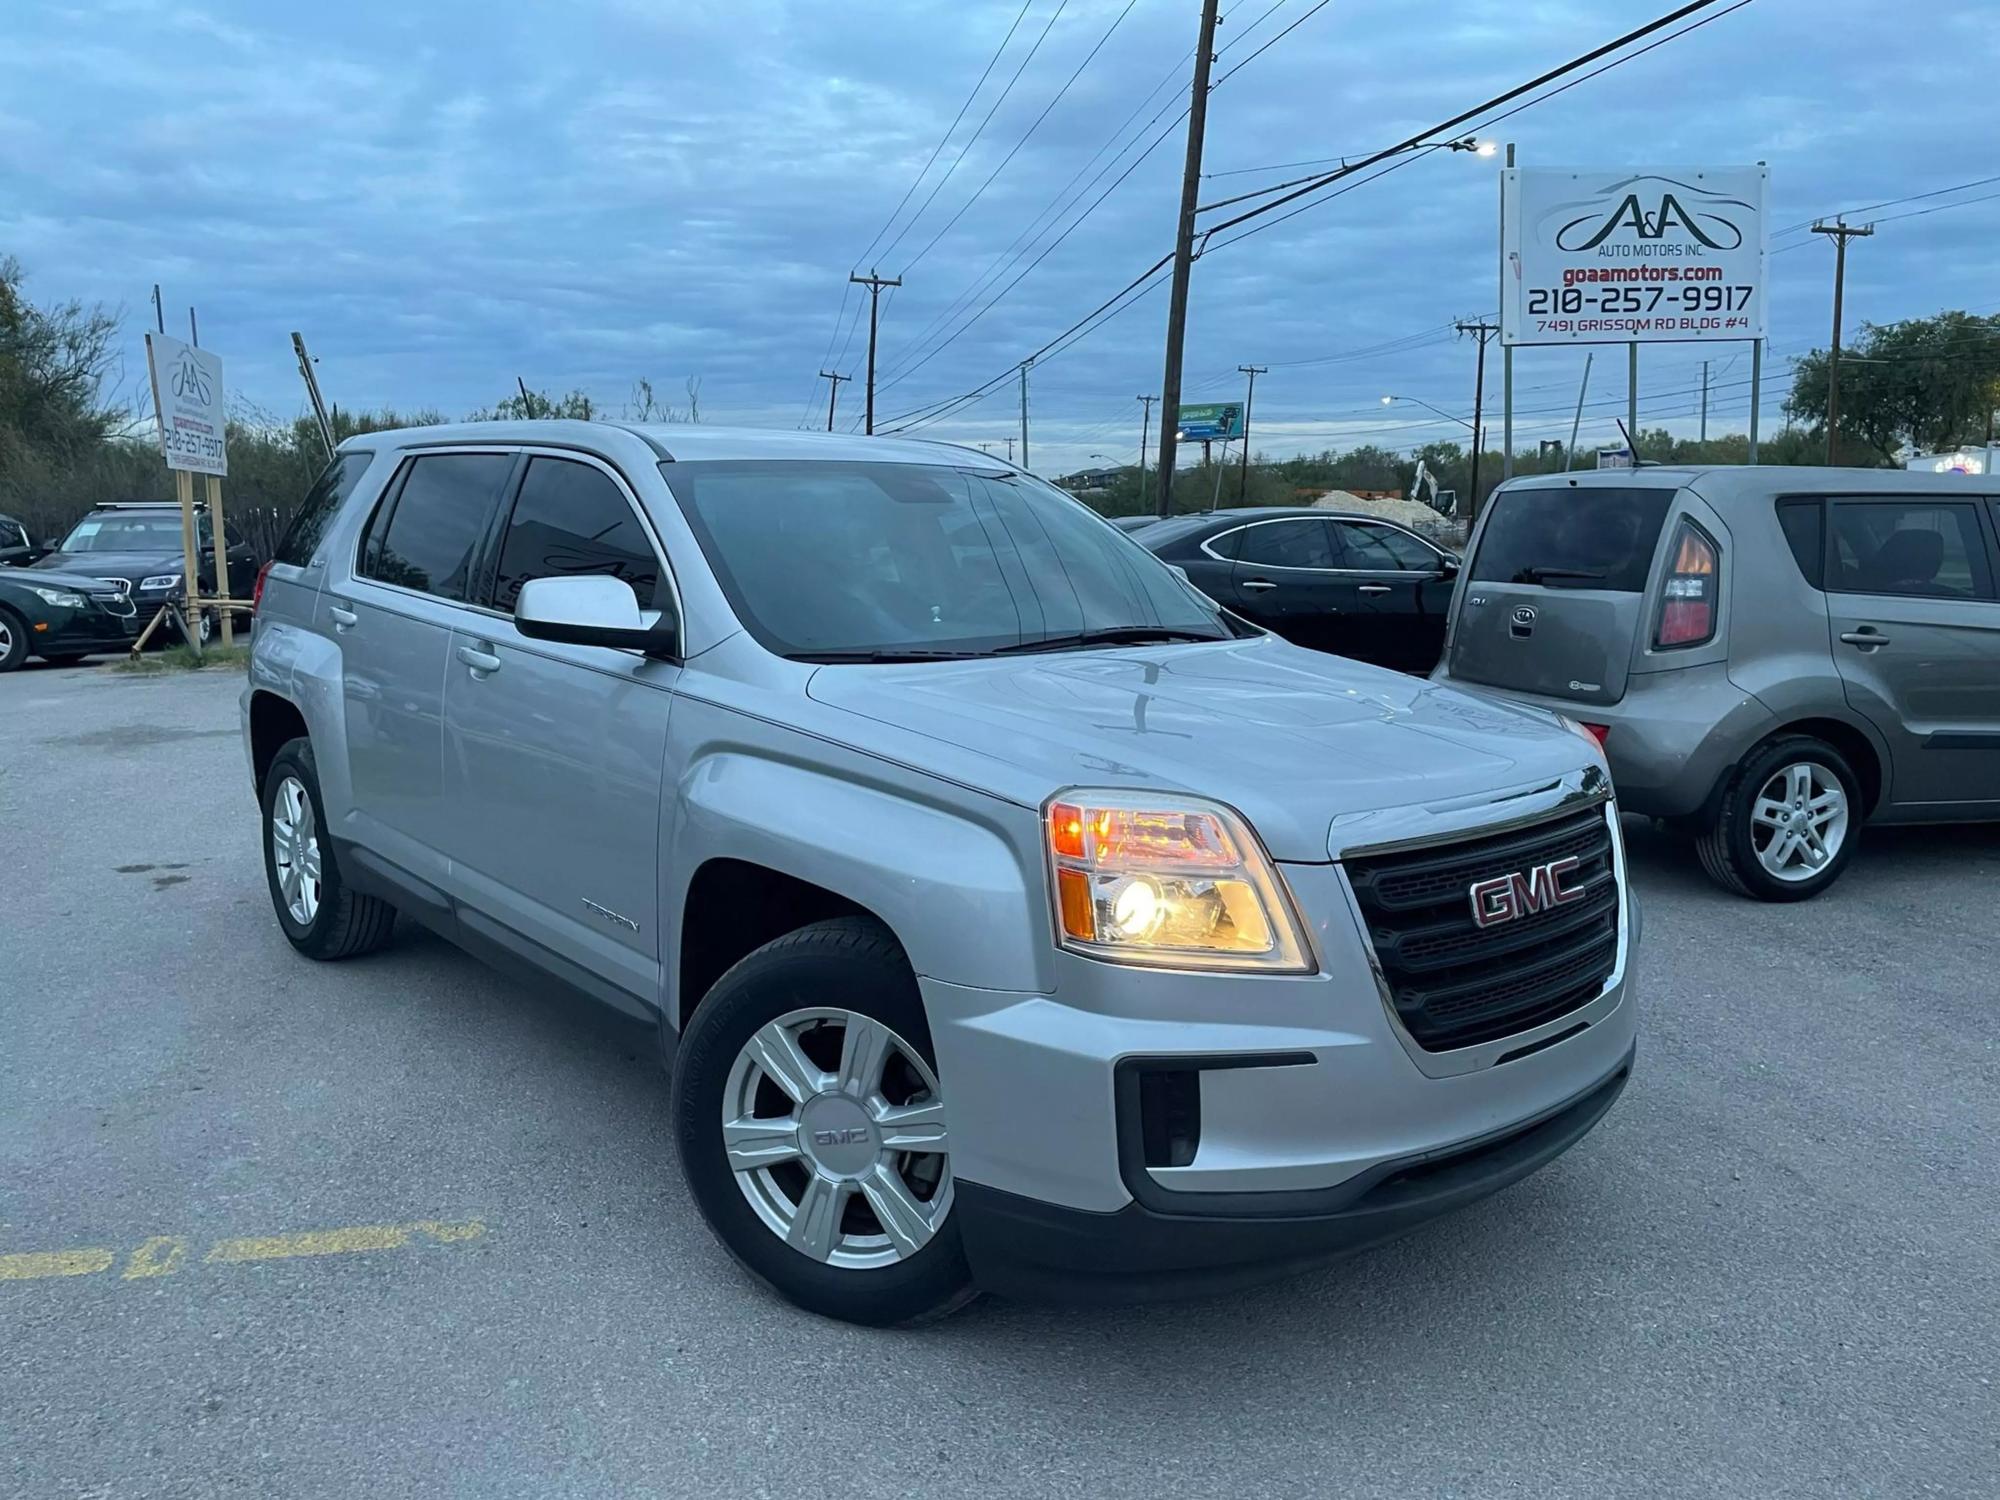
left=1696, top=735, right=1862, bottom=901
left=671, top=918, right=973, bottom=1325
left=0, top=608, right=28, bottom=672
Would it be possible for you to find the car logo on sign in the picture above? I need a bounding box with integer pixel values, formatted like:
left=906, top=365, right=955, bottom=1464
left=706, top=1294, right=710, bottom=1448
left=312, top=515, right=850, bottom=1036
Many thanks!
left=1469, top=856, right=1586, bottom=928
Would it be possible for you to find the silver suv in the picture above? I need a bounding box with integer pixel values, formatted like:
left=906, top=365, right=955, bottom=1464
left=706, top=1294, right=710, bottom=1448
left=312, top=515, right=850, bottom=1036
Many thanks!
left=243, top=421, right=1636, bottom=1323
left=1434, top=467, right=2000, bottom=900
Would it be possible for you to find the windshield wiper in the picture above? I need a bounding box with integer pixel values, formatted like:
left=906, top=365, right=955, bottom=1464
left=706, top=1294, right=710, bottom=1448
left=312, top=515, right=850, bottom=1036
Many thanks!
left=788, top=648, right=982, bottom=664
left=987, top=626, right=1225, bottom=655
left=1512, top=566, right=1607, bottom=584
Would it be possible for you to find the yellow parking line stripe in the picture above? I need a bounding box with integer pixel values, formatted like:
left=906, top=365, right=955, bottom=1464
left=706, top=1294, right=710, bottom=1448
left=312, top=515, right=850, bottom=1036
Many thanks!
left=0, top=1248, right=116, bottom=1281
left=122, top=1236, right=189, bottom=1279
left=204, top=1218, right=485, bottom=1264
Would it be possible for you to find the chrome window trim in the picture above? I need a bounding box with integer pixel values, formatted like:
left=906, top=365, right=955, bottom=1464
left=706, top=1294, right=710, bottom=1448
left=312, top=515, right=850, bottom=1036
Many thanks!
left=1199, top=515, right=1451, bottom=574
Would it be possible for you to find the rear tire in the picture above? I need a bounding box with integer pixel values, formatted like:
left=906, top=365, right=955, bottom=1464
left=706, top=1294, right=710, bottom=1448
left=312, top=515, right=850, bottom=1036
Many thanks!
left=261, top=737, right=398, bottom=959
left=1696, top=735, right=1862, bottom=901
left=0, top=607, right=28, bottom=672
left=671, top=917, right=974, bottom=1326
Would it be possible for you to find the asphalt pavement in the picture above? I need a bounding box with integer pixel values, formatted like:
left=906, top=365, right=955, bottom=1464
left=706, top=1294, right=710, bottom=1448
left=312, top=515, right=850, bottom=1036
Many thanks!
left=2, top=660, right=1994, bottom=1498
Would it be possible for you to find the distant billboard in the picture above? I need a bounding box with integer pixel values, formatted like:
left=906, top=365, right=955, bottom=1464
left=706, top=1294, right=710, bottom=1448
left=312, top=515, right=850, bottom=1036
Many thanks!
left=1502, top=167, right=1769, bottom=347
left=1906, top=447, right=1993, bottom=474
left=1177, top=402, right=1242, bottom=441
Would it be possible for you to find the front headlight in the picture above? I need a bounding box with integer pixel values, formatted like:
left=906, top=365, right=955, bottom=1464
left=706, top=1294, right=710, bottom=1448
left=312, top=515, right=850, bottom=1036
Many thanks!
left=28, top=585, right=86, bottom=608
left=139, top=573, right=181, bottom=591
left=1043, top=790, right=1312, bottom=972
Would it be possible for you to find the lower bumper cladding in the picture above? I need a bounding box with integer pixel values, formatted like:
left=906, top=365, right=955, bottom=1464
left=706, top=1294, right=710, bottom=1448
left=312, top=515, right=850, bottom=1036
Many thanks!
left=955, top=1047, right=1633, bottom=1302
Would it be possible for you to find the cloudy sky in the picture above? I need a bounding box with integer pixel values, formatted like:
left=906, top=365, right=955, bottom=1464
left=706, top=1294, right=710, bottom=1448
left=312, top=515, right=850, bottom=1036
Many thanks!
left=4, top=0, right=1996, bottom=477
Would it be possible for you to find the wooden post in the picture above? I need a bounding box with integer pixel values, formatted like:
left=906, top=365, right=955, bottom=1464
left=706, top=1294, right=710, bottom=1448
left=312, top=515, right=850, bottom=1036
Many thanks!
left=204, top=473, right=234, bottom=647
left=174, top=468, right=202, bottom=658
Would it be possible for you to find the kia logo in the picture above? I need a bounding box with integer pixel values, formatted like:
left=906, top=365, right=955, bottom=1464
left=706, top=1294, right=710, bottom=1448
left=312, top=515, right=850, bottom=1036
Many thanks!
left=1546, top=175, right=1752, bottom=253
left=1511, top=605, right=1537, bottom=626
left=1469, top=856, right=1586, bottom=928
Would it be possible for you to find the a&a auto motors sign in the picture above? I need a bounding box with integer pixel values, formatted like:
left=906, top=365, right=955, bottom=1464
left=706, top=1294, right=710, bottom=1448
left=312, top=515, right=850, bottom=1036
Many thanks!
left=145, top=331, right=229, bottom=476
left=1502, top=166, right=1768, bottom=346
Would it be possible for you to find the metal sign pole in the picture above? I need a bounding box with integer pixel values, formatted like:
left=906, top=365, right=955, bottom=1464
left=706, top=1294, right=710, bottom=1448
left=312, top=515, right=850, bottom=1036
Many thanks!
left=1500, top=144, right=1515, bottom=481
left=1748, top=338, right=1763, bottom=463
left=1627, top=343, right=1639, bottom=458
left=1565, top=352, right=1594, bottom=471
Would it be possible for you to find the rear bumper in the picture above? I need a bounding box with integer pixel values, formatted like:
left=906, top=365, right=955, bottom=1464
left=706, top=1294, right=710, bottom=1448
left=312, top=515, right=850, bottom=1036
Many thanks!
left=957, top=1047, right=1633, bottom=1302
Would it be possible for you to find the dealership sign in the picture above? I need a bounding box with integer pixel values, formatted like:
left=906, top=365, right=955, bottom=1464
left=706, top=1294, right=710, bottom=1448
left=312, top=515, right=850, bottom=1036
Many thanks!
left=1501, top=167, right=1768, bottom=346
left=145, top=332, right=229, bottom=476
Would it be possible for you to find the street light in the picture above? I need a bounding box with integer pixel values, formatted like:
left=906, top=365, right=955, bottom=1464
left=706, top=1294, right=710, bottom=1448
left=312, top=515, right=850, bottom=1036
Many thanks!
left=1380, top=394, right=1474, bottom=432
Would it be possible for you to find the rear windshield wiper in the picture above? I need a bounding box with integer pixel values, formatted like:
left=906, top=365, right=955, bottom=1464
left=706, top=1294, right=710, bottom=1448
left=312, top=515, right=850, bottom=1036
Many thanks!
left=987, top=626, right=1226, bottom=655
left=1511, top=566, right=1607, bottom=584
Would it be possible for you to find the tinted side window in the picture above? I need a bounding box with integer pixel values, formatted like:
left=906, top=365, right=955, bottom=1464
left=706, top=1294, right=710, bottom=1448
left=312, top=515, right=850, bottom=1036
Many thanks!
left=1828, top=500, right=1993, bottom=600
left=1776, top=499, right=1824, bottom=588
left=1202, top=525, right=1243, bottom=560
left=1335, top=522, right=1436, bottom=570
left=365, top=454, right=514, bottom=601
left=278, top=452, right=374, bottom=567
left=1235, top=519, right=1336, bottom=569
left=491, top=458, right=661, bottom=613
left=1470, top=486, right=1674, bottom=592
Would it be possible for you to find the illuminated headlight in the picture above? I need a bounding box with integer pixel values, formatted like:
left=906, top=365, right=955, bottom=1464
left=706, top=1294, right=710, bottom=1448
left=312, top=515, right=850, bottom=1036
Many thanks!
left=1043, top=790, right=1312, bottom=972
left=28, top=585, right=86, bottom=608
left=139, top=573, right=181, bottom=591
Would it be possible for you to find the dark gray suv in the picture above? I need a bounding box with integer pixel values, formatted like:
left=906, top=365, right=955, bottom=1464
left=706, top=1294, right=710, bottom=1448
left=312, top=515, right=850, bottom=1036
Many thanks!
left=1434, top=467, right=2000, bottom=900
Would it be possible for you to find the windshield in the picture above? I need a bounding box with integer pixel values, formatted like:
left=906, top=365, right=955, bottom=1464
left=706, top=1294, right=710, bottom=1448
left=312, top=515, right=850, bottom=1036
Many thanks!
left=59, top=512, right=189, bottom=553
left=1469, top=486, right=1674, bottom=592
left=661, top=460, right=1233, bottom=659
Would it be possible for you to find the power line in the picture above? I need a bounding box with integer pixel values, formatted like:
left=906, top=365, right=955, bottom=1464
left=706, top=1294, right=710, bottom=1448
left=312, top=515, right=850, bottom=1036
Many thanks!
left=1208, top=0, right=1335, bottom=87
left=899, top=0, right=1141, bottom=278
left=876, top=1, right=1070, bottom=267
left=1771, top=172, right=2000, bottom=239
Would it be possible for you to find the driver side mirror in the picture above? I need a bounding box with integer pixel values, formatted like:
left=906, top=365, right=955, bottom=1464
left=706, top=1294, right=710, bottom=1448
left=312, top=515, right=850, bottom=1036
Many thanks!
left=1436, top=555, right=1461, bottom=579
left=515, top=575, right=678, bottom=659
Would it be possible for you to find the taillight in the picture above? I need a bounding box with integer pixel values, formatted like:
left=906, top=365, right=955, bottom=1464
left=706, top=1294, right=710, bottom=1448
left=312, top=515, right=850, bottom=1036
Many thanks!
left=252, top=559, right=274, bottom=615
left=1654, top=522, right=1717, bottom=648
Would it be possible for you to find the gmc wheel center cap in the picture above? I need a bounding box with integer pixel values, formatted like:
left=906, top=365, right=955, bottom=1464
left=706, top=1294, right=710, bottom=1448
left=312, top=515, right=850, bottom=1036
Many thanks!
left=797, top=1093, right=878, bottom=1178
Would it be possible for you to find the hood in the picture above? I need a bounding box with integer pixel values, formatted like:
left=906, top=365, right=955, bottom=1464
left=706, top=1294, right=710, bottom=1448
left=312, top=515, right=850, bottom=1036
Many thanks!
left=33, top=549, right=188, bottom=585
left=6, top=564, right=127, bottom=593
left=805, top=635, right=1596, bottom=863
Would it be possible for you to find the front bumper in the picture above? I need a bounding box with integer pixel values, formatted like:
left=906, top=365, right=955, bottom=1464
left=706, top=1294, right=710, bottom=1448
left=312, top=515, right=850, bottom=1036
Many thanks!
left=926, top=850, right=1640, bottom=1301
left=957, top=1048, right=1632, bottom=1301
left=26, top=600, right=140, bottom=657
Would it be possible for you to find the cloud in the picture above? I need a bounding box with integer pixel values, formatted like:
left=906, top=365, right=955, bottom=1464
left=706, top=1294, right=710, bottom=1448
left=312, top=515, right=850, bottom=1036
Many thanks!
left=0, top=0, right=1994, bottom=476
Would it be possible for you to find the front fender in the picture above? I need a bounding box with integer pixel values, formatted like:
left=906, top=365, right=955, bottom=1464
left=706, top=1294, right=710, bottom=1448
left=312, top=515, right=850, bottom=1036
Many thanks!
left=664, top=734, right=1053, bottom=1024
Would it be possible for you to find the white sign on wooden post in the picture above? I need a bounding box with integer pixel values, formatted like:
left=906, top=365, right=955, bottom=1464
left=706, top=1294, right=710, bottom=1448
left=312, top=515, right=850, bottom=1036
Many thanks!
left=145, top=332, right=229, bottom=476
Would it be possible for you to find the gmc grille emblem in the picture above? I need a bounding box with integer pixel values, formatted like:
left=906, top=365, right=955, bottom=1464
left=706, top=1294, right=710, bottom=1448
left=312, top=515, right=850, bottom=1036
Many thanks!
left=1469, top=856, right=1586, bottom=928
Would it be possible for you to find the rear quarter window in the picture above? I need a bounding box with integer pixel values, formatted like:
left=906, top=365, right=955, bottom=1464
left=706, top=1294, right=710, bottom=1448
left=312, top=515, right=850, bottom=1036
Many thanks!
left=1470, top=486, right=1674, bottom=591
left=275, top=451, right=376, bottom=567
left=1775, top=499, right=1824, bottom=588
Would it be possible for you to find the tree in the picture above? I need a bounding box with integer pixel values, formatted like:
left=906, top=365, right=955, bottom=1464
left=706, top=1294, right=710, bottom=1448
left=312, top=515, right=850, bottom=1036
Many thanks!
left=1789, top=310, right=2000, bottom=463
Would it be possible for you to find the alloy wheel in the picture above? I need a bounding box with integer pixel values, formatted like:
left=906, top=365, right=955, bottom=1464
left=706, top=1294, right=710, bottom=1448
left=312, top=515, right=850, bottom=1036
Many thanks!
left=270, top=774, right=323, bottom=925
left=1749, top=760, right=1848, bottom=882
left=0, top=617, right=12, bottom=654
left=720, top=1008, right=951, bottom=1269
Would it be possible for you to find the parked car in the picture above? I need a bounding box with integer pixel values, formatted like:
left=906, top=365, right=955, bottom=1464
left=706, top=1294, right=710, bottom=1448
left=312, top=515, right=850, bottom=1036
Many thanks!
left=31, top=501, right=259, bottom=645
left=1138, top=506, right=1460, bottom=674
left=0, top=564, right=140, bottom=671
left=0, top=512, right=49, bottom=567
left=245, top=423, right=1636, bottom=1324
left=1432, top=467, right=2000, bottom=900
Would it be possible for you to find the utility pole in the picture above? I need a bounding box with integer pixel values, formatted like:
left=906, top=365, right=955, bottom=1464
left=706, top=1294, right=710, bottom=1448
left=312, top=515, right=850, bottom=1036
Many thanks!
left=1811, top=220, right=1873, bottom=465
left=1017, top=360, right=1033, bottom=472
left=1004, top=436, right=1015, bottom=465
left=848, top=269, right=901, bottom=434
left=1700, top=359, right=1709, bottom=448
left=1153, top=0, right=1222, bottom=517
left=1236, top=365, right=1266, bottom=505
left=817, top=370, right=851, bottom=432
left=1136, top=395, right=1156, bottom=510
left=1455, top=319, right=1497, bottom=516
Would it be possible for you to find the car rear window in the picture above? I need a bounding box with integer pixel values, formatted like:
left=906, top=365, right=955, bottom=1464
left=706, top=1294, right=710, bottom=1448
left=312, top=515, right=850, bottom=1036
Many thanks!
left=276, top=451, right=375, bottom=568
left=1469, top=486, right=1675, bottom=592
left=1776, top=498, right=1824, bottom=588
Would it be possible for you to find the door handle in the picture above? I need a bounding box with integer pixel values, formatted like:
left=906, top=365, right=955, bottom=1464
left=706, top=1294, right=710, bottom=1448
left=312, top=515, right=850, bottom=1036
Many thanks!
left=457, top=643, right=502, bottom=676
left=1357, top=584, right=1393, bottom=595
left=328, top=604, right=358, bottom=632
left=1240, top=579, right=1278, bottom=592
left=1839, top=629, right=1891, bottom=649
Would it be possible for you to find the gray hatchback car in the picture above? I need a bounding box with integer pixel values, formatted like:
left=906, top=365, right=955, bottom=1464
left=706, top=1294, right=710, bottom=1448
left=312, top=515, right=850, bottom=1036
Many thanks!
left=244, top=421, right=1638, bottom=1323
left=1433, top=467, right=2000, bottom=900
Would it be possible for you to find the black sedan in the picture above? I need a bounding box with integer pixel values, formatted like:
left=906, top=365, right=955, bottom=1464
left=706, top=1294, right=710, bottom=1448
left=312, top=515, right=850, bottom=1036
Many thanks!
left=30, top=501, right=259, bottom=646
left=0, top=565, right=140, bottom=671
left=1137, top=507, right=1460, bottom=674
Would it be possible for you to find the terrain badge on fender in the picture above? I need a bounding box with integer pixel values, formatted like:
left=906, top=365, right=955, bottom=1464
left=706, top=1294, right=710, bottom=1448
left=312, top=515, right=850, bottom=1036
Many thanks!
left=581, top=898, right=640, bottom=932
left=1468, top=855, right=1586, bottom=928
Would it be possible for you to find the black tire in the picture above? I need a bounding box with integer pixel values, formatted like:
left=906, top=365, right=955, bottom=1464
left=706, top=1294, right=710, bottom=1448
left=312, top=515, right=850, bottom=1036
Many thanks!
left=0, top=606, right=28, bottom=672
left=671, top=917, right=975, bottom=1326
left=260, top=737, right=398, bottom=959
left=1695, top=734, right=1863, bottom=901
left=40, top=653, right=90, bottom=667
